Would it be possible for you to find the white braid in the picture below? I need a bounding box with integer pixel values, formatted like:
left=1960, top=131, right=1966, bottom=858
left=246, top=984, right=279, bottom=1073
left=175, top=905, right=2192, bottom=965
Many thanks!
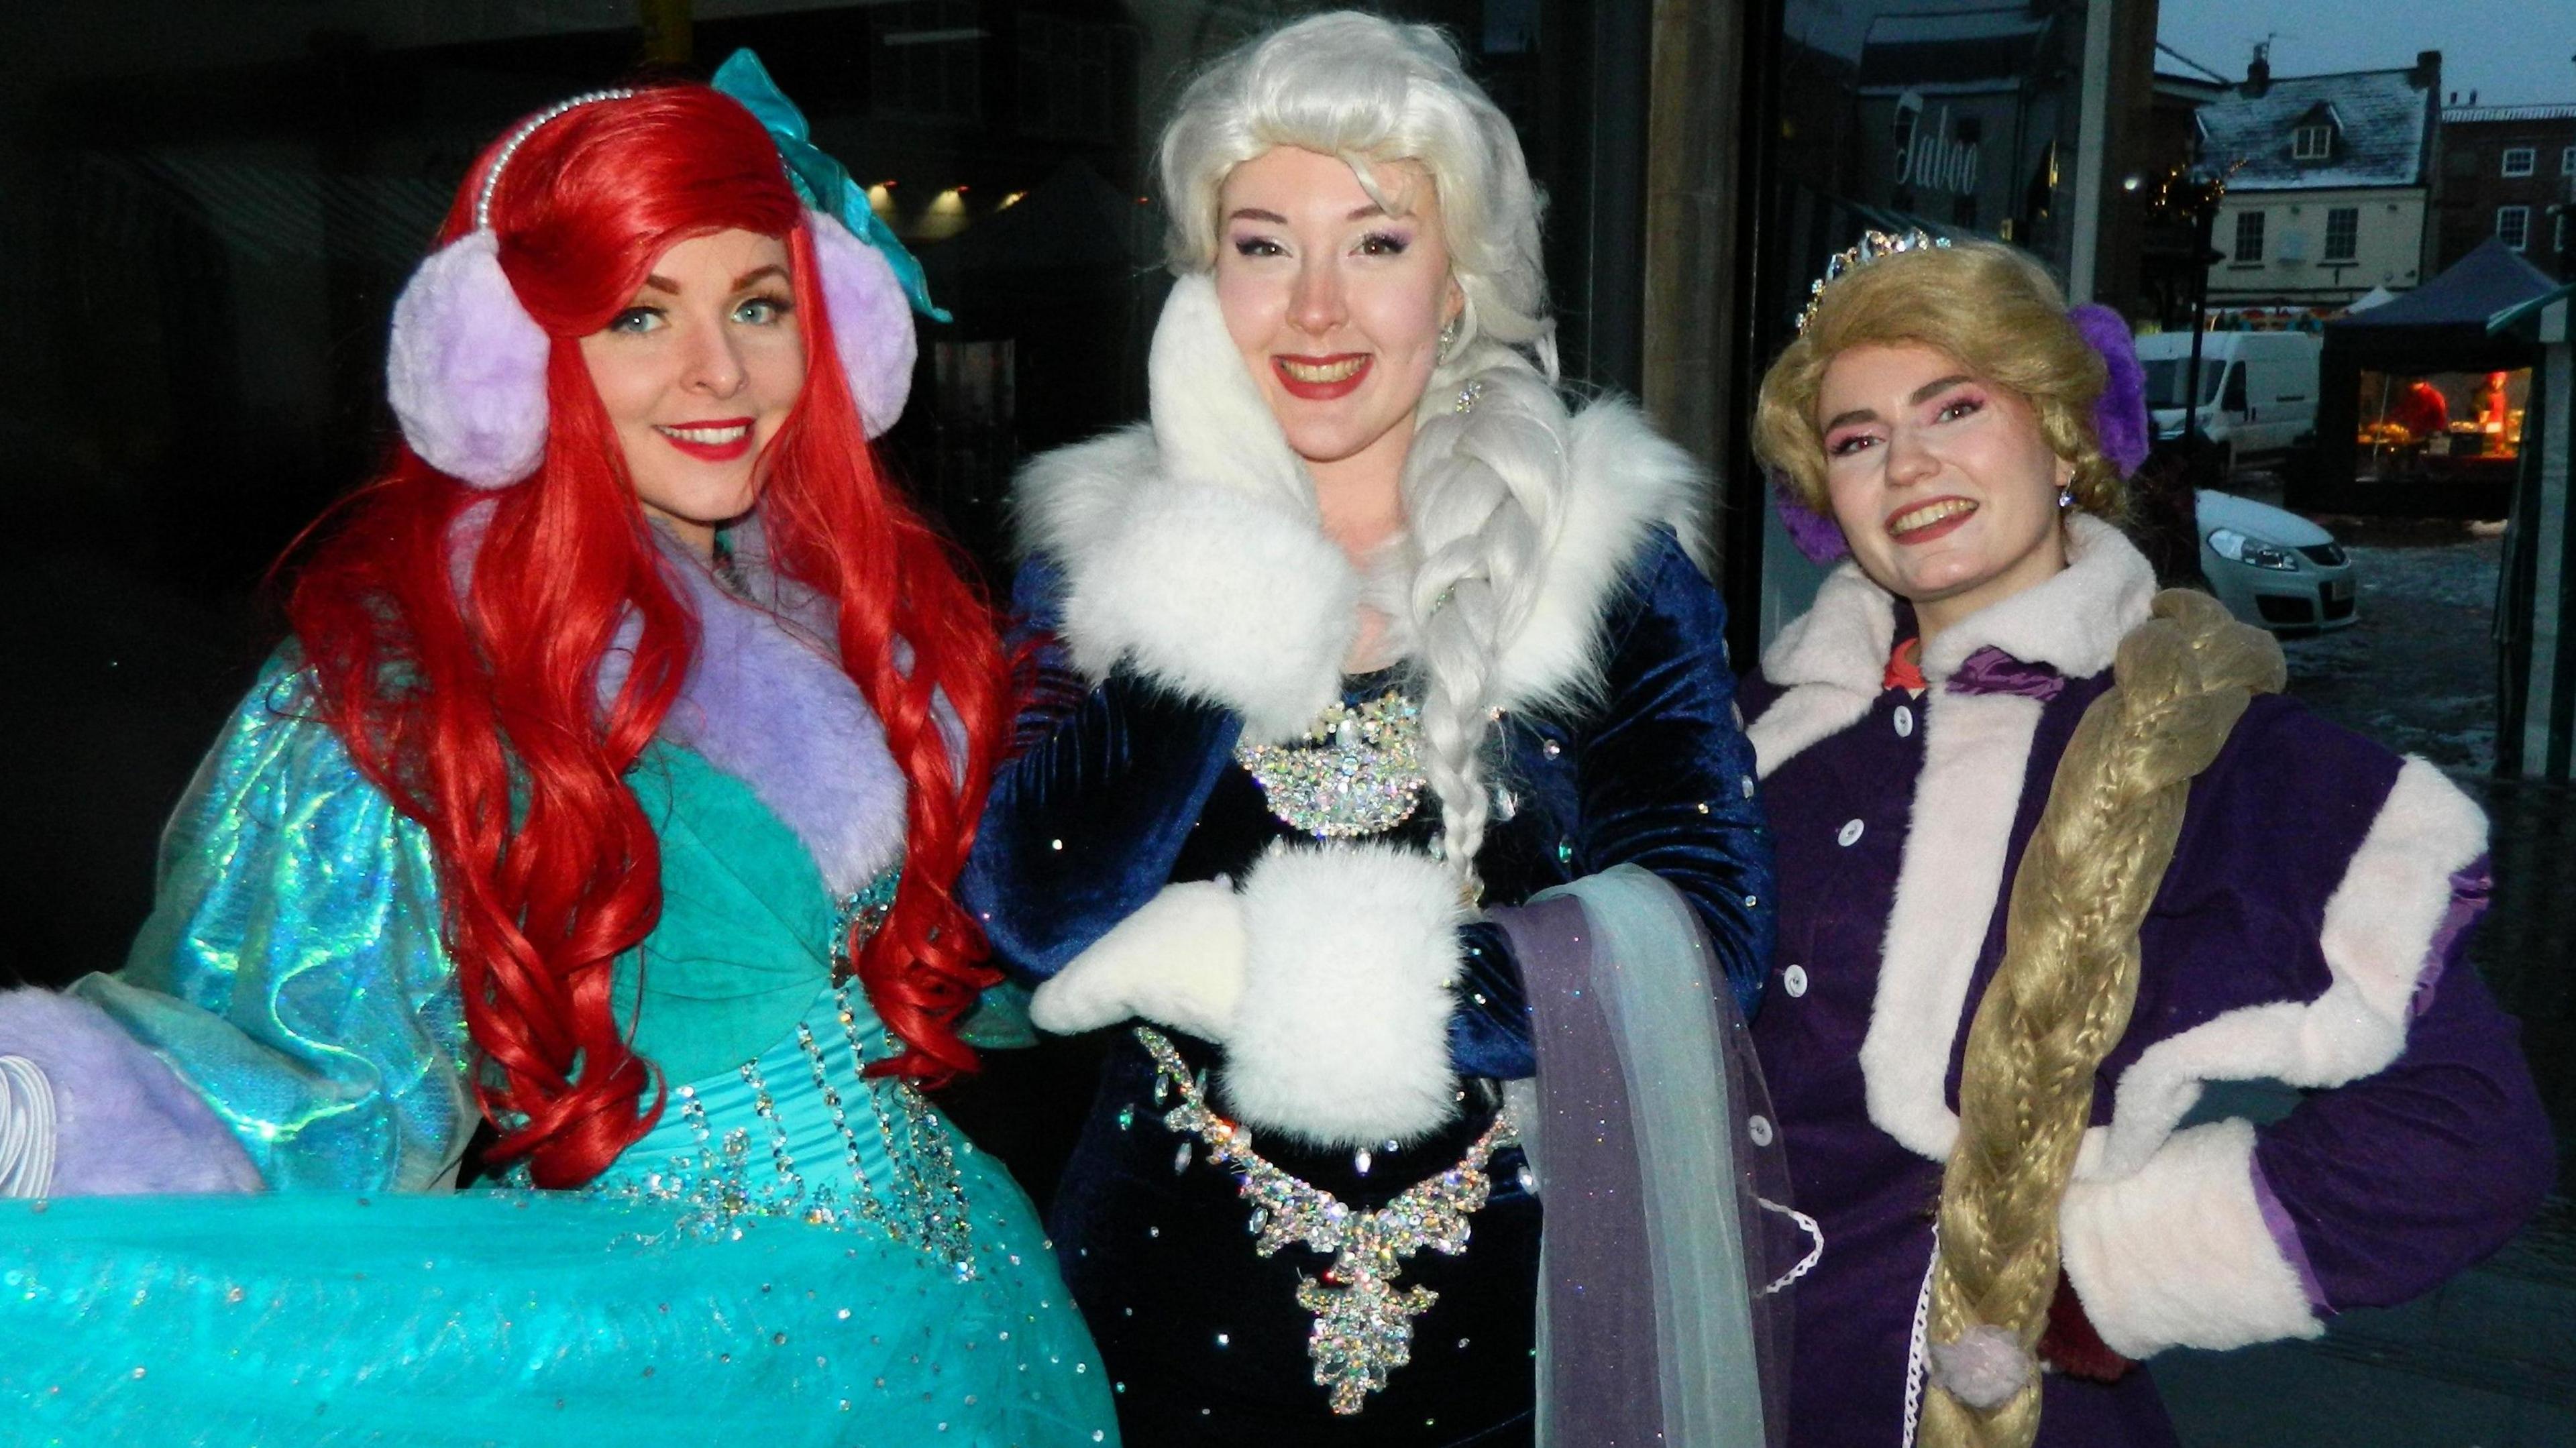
left=1400, top=349, right=1569, bottom=891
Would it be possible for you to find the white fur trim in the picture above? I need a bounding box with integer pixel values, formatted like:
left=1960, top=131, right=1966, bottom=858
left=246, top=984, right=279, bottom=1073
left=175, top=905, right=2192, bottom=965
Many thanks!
left=1746, top=565, right=1892, bottom=775
left=1012, top=280, right=1701, bottom=738
left=1919, top=516, right=2155, bottom=681
left=1147, top=275, right=1313, bottom=510
left=2082, top=757, right=2489, bottom=1180
left=1055, top=471, right=1356, bottom=742
left=1220, top=843, right=1466, bottom=1148
left=1748, top=516, right=2152, bottom=777
left=2059, top=1119, right=2323, bottom=1358
left=1027, top=881, right=1248, bottom=1042
left=1859, top=689, right=2046, bottom=1161
left=1490, top=398, right=1707, bottom=711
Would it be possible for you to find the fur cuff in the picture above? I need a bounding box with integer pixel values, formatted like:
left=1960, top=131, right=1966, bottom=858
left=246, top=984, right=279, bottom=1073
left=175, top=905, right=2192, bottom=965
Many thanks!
left=2058, top=1119, right=2322, bottom=1359
left=0, top=989, right=262, bottom=1195
left=1220, top=843, right=1467, bottom=1148
left=1057, top=481, right=1356, bottom=742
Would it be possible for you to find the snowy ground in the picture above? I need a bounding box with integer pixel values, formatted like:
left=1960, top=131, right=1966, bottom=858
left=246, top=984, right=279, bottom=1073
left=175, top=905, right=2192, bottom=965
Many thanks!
left=2277, top=525, right=2506, bottom=776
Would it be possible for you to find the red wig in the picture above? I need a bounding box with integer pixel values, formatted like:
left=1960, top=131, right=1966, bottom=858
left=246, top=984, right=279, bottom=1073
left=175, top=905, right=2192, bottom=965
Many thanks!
left=288, top=87, right=1009, bottom=1188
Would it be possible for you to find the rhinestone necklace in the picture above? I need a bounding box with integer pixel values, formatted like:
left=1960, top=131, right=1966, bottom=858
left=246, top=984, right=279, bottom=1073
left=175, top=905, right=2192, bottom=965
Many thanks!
left=1136, top=1025, right=1515, bottom=1415
left=1234, top=689, right=1428, bottom=838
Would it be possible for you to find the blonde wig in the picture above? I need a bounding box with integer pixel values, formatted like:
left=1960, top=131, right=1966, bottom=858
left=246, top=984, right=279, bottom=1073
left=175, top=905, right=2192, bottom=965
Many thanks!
left=1751, top=241, right=2128, bottom=524
left=1158, top=11, right=1572, bottom=892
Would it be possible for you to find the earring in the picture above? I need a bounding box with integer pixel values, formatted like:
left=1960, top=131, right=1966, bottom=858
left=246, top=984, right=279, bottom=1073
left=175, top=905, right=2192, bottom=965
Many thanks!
left=2057, top=484, right=2076, bottom=510
left=1438, top=314, right=1460, bottom=357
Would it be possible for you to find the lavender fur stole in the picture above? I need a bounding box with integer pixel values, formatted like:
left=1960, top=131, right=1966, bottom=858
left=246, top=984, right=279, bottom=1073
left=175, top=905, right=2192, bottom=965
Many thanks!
left=599, top=521, right=910, bottom=898
left=0, top=989, right=262, bottom=1195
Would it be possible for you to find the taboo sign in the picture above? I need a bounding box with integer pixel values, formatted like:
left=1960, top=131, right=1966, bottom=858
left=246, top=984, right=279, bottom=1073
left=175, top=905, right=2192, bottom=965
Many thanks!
left=1891, top=91, right=1980, bottom=197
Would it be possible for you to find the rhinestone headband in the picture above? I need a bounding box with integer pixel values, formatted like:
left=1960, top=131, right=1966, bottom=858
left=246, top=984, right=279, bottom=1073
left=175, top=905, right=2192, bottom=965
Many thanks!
left=1795, top=228, right=1951, bottom=335
left=474, top=88, right=641, bottom=230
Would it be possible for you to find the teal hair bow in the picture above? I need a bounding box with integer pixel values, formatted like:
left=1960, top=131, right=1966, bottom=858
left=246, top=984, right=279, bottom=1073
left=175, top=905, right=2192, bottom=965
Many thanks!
left=712, top=49, right=951, bottom=323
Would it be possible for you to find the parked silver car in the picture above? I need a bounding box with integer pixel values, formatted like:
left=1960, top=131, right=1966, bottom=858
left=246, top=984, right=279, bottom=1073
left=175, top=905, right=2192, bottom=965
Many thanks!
left=2195, top=489, right=2357, bottom=632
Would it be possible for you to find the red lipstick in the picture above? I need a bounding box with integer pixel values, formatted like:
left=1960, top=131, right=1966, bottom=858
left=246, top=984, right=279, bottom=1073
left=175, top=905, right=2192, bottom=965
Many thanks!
left=655, top=418, right=756, bottom=463
left=1272, top=353, right=1372, bottom=401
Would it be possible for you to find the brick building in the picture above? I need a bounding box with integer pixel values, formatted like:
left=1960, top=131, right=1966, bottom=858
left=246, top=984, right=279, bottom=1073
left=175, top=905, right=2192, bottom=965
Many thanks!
left=2436, top=103, right=2576, bottom=281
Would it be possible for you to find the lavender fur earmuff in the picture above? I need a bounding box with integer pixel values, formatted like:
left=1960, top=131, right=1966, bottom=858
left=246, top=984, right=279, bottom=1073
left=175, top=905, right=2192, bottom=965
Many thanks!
left=387, top=208, right=917, bottom=488
left=386, top=92, right=920, bottom=488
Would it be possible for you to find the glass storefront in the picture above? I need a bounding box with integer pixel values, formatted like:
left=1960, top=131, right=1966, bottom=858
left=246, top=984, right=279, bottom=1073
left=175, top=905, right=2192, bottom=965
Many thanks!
left=1743, top=0, right=2127, bottom=639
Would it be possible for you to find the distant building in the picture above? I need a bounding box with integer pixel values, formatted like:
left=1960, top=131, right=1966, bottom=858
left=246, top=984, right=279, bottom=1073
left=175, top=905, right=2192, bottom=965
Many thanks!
left=2194, top=50, right=2443, bottom=311
left=2436, top=103, right=2576, bottom=281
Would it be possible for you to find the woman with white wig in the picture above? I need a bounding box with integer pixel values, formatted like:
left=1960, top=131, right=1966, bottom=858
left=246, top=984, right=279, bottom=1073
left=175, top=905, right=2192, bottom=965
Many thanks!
left=964, top=11, right=1783, bottom=1444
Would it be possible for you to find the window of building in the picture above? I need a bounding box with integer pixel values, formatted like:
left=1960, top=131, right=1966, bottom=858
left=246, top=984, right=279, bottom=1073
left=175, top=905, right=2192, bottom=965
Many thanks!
left=2498, top=205, right=2530, bottom=251
left=2233, top=209, right=2266, bottom=263
left=2292, top=123, right=2332, bottom=161
left=2563, top=145, right=2575, bottom=175
left=2323, top=206, right=2359, bottom=262
left=2502, top=146, right=2535, bottom=177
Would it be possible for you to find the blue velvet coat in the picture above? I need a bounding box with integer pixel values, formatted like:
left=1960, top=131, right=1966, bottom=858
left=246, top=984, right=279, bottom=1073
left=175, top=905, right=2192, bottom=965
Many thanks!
left=962, top=296, right=1774, bottom=1445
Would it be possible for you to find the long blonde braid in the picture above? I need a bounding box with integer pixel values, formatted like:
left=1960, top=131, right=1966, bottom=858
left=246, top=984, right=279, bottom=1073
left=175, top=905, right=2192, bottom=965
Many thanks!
left=1917, top=589, right=2286, bottom=1448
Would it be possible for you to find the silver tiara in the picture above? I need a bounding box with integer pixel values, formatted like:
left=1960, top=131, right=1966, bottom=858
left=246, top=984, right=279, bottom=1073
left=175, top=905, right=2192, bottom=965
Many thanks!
left=1796, top=229, right=1950, bottom=335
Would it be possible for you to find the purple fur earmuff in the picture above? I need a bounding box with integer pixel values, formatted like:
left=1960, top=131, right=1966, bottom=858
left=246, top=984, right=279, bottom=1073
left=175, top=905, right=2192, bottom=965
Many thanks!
left=1770, top=296, right=2156, bottom=565
left=384, top=91, right=918, bottom=488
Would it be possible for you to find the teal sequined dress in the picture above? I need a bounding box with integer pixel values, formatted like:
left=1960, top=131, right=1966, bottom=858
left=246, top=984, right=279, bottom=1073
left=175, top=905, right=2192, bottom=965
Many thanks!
left=0, top=656, right=1118, bottom=1447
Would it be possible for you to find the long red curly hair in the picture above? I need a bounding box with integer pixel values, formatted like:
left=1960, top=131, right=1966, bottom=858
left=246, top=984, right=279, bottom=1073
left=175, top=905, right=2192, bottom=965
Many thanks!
left=286, top=86, right=1008, bottom=1188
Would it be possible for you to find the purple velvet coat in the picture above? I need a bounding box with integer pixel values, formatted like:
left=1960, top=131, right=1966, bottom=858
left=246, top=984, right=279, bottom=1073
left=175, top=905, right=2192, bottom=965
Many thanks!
left=1739, top=518, right=2554, bottom=1447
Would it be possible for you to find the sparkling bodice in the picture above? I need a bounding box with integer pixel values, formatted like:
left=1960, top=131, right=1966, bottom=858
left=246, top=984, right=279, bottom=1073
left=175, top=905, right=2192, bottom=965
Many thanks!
left=561, top=875, right=979, bottom=1274
left=580, top=977, right=977, bottom=1271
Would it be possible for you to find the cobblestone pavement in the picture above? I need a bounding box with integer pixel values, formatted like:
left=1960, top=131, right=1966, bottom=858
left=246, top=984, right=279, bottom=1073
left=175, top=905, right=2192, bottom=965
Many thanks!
left=2160, top=506, right=2575, bottom=1447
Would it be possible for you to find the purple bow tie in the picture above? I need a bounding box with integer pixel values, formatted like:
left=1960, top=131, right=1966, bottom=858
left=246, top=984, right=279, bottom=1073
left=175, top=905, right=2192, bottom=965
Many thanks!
left=1945, top=646, right=2065, bottom=701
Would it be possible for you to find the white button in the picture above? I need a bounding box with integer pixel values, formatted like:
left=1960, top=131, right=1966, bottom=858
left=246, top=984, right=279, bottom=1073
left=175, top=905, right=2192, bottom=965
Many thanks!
left=1894, top=705, right=1915, bottom=738
left=1748, top=1115, right=1775, bottom=1147
left=1741, top=775, right=1756, bottom=799
left=1837, top=818, right=1866, bottom=847
left=1783, top=964, right=1809, bottom=997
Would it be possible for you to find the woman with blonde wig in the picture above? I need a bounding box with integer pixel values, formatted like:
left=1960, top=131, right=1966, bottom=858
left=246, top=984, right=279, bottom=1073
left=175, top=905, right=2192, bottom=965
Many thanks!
left=964, top=11, right=1780, bottom=1444
left=1741, top=235, right=2553, bottom=1447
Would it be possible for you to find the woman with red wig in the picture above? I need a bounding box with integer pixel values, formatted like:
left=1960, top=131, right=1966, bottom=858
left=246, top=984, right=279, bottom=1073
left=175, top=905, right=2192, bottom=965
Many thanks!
left=0, top=60, right=1118, bottom=1445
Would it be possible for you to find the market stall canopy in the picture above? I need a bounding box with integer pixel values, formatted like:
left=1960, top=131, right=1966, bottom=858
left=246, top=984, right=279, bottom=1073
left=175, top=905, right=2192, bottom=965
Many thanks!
left=2346, top=285, right=2399, bottom=313
left=2323, top=237, right=2556, bottom=373
left=2307, top=239, right=2557, bottom=513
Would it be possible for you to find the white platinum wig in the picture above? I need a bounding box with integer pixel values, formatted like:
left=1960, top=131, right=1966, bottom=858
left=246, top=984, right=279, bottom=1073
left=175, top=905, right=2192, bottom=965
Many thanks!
left=1157, top=11, right=1554, bottom=370
left=1159, top=11, right=1575, bottom=895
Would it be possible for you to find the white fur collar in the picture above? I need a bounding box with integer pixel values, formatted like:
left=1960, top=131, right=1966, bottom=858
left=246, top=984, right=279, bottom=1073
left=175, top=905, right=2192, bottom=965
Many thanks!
left=1747, top=518, right=2155, bottom=1162
left=1746, top=516, right=2154, bottom=777
left=1014, top=274, right=1707, bottom=740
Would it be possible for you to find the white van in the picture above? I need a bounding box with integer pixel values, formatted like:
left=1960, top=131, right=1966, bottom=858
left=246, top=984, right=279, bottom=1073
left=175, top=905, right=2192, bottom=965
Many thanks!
left=2135, top=330, right=2320, bottom=469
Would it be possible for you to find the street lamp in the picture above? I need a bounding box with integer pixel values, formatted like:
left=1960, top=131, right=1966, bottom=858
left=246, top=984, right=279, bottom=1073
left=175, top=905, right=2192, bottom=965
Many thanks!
left=2147, top=161, right=2239, bottom=441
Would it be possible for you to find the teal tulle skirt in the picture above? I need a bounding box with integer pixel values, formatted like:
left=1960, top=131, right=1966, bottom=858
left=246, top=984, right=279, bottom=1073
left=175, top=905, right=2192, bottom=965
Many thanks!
left=0, top=1156, right=1118, bottom=1446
